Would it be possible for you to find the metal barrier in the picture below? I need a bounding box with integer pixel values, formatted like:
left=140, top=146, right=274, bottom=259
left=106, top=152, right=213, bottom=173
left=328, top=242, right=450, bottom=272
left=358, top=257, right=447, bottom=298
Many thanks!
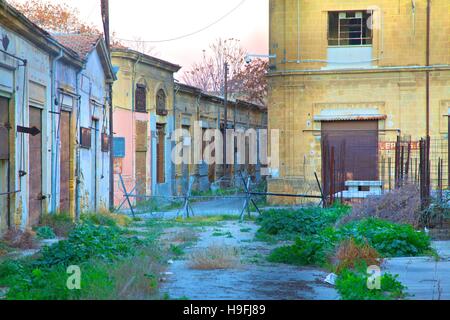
left=116, top=171, right=325, bottom=221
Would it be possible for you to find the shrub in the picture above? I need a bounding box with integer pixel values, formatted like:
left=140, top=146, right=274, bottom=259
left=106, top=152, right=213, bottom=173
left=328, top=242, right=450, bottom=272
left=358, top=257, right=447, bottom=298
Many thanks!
left=421, top=192, right=450, bottom=228
left=338, top=218, right=431, bottom=257
left=2, top=229, right=37, bottom=250
left=336, top=264, right=406, bottom=300
left=40, top=213, right=75, bottom=237
left=35, top=224, right=143, bottom=268
left=35, top=226, right=56, bottom=240
left=339, top=184, right=421, bottom=227
left=188, top=245, right=240, bottom=270
left=256, top=204, right=350, bottom=239
left=334, top=238, right=382, bottom=273
left=268, top=229, right=338, bottom=267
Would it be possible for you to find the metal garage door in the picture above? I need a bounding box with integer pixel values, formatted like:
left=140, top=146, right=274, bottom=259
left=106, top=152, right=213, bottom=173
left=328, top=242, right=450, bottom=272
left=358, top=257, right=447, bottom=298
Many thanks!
left=59, top=111, right=71, bottom=213
left=321, top=120, right=379, bottom=196
left=0, top=97, right=10, bottom=230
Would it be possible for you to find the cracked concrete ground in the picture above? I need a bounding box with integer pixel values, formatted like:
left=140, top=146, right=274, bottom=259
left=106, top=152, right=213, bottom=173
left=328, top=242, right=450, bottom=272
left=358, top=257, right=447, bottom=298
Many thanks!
left=383, top=241, right=450, bottom=300
left=160, top=221, right=338, bottom=300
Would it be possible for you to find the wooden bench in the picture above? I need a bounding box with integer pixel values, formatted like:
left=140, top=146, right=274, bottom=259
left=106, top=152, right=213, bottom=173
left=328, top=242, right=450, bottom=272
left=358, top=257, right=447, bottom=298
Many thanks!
left=341, top=180, right=383, bottom=199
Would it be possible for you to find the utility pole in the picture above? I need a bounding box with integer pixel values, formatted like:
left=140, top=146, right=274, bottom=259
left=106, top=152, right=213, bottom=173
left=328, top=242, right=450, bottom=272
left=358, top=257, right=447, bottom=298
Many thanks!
left=101, top=0, right=114, bottom=211
left=223, top=62, right=229, bottom=182
left=425, top=0, right=431, bottom=138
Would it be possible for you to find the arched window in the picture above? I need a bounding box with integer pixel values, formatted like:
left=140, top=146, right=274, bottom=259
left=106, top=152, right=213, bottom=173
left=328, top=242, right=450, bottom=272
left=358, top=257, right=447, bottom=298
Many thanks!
left=135, top=83, right=147, bottom=113
left=156, top=89, right=167, bottom=116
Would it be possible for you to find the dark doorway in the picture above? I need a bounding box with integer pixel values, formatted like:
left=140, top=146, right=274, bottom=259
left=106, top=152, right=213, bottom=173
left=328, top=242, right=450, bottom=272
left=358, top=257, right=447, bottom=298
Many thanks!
left=0, top=97, right=10, bottom=230
left=59, top=111, right=71, bottom=213
left=156, top=124, right=165, bottom=184
left=29, top=106, right=43, bottom=226
left=321, top=120, right=379, bottom=196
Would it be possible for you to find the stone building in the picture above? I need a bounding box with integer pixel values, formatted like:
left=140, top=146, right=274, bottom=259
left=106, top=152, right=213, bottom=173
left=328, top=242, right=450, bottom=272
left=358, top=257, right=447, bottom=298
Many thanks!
left=0, top=1, right=115, bottom=233
left=111, top=48, right=181, bottom=205
left=53, top=34, right=116, bottom=214
left=173, top=83, right=267, bottom=194
left=267, top=0, right=450, bottom=202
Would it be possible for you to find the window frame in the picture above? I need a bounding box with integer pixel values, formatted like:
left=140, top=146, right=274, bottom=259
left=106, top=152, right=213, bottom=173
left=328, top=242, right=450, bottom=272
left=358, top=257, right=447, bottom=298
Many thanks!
left=156, top=89, right=168, bottom=116
left=135, top=83, right=147, bottom=113
left=328, top=10, right=373, bottom=47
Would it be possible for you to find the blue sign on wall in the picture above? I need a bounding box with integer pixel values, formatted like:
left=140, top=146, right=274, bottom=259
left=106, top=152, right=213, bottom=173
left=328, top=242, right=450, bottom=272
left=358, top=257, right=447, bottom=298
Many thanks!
left=113, top=137, right=125, bottom=158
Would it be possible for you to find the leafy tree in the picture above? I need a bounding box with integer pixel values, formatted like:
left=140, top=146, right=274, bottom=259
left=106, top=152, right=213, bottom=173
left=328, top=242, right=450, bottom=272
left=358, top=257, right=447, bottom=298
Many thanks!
left=9, top=0, right=99, bottom=34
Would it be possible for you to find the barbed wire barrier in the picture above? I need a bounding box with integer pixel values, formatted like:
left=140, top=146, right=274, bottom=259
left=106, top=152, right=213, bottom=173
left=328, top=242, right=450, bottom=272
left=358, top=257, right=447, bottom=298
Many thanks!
left=116, top=171, right=325, bottom=222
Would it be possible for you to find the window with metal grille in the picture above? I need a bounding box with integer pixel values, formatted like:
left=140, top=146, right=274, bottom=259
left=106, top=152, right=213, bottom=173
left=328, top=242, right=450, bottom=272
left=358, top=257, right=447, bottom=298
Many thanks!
left=328, top=11, right=373, bottom=46
left=135, top=84, right=147, bottom=113
left=80, top=127, right=92, bottom=149
left=156, top=89, right=167, bottom=116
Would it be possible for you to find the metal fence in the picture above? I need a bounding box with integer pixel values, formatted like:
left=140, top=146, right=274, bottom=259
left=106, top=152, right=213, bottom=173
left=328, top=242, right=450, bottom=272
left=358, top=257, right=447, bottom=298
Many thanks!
left=322, top=135, right=449, bottom=207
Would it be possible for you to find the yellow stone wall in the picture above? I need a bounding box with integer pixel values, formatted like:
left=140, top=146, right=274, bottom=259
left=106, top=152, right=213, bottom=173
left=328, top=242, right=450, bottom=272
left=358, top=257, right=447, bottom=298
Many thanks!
left=111, top=51, right=176, bottom=113
left=268, top=0, right=450, bottom=202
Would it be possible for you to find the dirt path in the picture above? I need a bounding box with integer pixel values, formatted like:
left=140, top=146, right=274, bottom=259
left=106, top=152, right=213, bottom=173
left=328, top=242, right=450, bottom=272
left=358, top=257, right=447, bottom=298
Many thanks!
left=159, top=220, right=338, bottom=300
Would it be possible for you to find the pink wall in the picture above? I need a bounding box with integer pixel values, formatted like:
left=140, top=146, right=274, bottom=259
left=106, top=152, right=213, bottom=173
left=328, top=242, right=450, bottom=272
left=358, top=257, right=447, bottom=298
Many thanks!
left=113, top=108, right=152, bottom=207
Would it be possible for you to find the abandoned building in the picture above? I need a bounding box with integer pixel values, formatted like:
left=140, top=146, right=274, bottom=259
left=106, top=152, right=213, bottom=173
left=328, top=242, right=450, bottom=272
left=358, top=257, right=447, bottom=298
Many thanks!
left=267, top=0, right=450, bottom=203
left=0, top=1, right=115, bottom=233
left=53, top=34, right=116, bottom=214
left=173, top=83, right=267, bottom=194
left=111, top=48, right=268, bottom=205
left=111, top=48, right=181, bottom=206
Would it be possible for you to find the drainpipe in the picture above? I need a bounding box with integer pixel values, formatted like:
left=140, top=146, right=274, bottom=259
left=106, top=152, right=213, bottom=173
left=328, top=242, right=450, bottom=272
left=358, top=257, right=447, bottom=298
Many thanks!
left=75, top=69, right=83, bottom=219
left=50, top=49, right=64, bottom=213
left=172, top=83, right=180, bottom=195
left=425, top=0, right=431, bottom=138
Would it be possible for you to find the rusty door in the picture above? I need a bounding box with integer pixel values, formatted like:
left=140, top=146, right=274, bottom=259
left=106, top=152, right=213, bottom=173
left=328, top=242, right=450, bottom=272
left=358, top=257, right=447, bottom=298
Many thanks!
left=135, top=120, right=147, bottom=200
left=29, top=107, right=43, bottom=226
left=156, top=124, right=165, bottom=184
left=59, top=111, right=71, bottom=213
left=91, top=119, right=99, bottom=211
left=0, top=97, right=10, bottom=230
left=321, top=120, right=378, bottom=195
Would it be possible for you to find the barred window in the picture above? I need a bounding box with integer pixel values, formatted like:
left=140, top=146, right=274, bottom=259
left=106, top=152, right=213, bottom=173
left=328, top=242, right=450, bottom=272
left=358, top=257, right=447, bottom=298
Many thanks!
left=328, top=11, right=373, bottom=46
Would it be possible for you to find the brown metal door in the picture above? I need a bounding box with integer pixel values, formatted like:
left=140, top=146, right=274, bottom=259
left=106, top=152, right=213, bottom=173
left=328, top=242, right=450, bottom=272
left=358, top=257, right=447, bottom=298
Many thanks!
left=29, top=107, right=42, bottom=226
left=0, top=97, right=10, bottom=230
left=322, top=120, right=378, bottom=195
left=156, top=124, right=165, bottom=184
left=59, top=111, right=71, bottom=213
left=135, top=120, right=147, bottom=200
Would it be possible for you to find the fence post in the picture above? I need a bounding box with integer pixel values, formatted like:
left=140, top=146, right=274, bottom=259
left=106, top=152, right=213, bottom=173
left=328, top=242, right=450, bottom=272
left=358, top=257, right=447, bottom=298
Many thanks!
left=119, top=174, right=135, bottom=218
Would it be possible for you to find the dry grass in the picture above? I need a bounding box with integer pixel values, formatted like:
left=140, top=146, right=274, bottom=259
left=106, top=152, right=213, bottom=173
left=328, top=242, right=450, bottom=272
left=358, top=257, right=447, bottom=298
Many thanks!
left=334, top=238, right=382, bottom=274
left=40, top=212, right=75, bottom=237
left=169, top=229, right=199, bottom=244
left=188, top=245, right=240, bottom=270
left=2, top=229, right=38, bottom=250
left=111, top=247, right=164, bottom=300
left=338, top=184, right=422, bottom=227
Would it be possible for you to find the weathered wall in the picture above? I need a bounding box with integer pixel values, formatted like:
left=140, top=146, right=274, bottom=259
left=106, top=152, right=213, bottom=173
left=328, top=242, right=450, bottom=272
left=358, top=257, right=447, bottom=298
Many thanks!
left=0, top=23, right=52, bottom=229
left=78, top=48, right=111, bottom=213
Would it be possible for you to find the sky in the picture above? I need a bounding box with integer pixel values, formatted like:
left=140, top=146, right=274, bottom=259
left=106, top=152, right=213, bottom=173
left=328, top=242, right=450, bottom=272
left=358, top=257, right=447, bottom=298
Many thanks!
left=14, top=0, right=269, bottom=75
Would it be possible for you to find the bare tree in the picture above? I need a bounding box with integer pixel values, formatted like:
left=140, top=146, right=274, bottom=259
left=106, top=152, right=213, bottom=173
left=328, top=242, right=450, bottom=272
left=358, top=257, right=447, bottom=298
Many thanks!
left=230, top=59, right=269, bottom=106
left=182, top=38, right=246, bottom=95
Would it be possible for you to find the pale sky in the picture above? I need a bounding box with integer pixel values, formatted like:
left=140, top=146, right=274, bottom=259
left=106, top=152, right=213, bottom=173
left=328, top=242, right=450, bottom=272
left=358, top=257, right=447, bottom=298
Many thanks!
left=14, top=0, right=269, bottom=76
